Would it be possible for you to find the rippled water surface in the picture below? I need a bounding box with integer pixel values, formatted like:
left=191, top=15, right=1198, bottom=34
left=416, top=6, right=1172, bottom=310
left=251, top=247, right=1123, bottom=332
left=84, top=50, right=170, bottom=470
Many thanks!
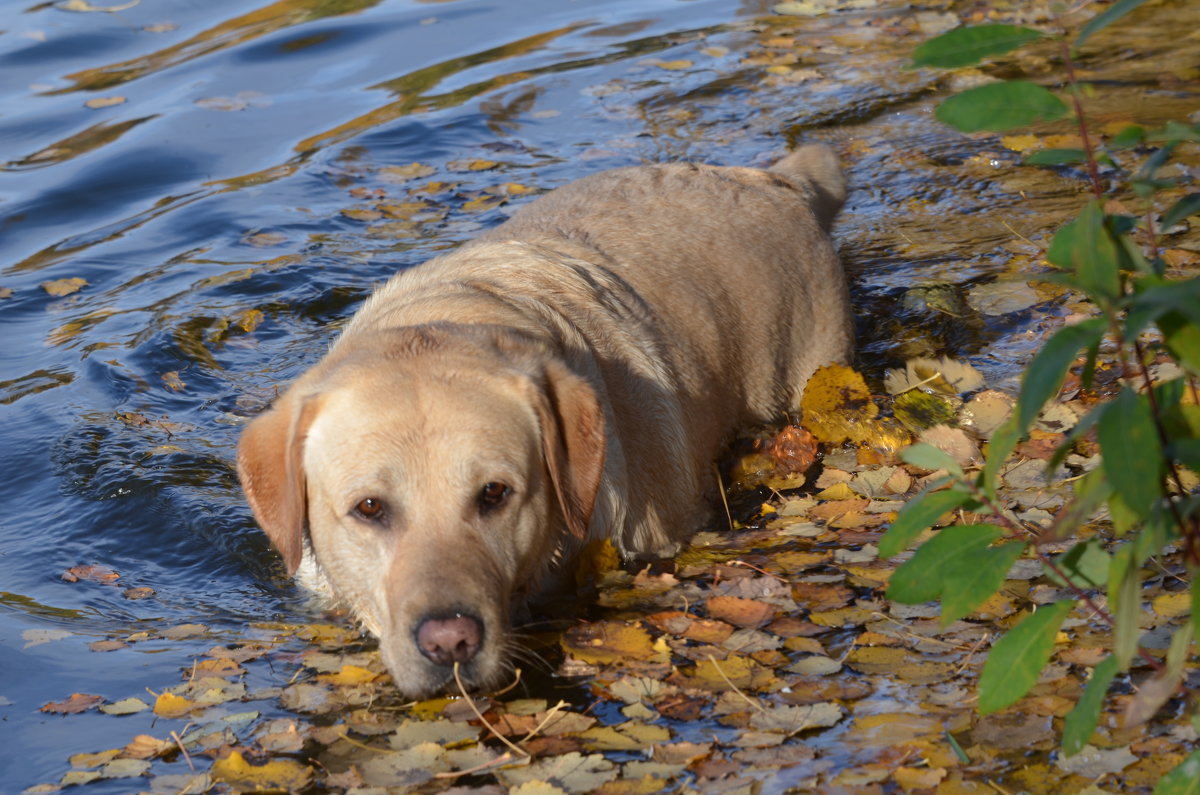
left=2, top=0, right=1197, bottom=790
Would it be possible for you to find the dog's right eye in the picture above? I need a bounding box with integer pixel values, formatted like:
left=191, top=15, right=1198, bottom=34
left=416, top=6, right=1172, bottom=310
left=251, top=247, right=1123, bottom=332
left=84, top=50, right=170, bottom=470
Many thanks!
left=354, top=497, right=385, bottom=520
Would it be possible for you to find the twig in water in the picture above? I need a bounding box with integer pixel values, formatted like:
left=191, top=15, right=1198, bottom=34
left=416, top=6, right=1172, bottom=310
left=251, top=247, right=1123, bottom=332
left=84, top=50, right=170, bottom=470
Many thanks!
left=169, top=730, right=195, bottom=772
left=714, top=464, right=734, bottom=532
left=453, top=662, right=530, bottom=758
left=705, top=654, right=764, bottom=713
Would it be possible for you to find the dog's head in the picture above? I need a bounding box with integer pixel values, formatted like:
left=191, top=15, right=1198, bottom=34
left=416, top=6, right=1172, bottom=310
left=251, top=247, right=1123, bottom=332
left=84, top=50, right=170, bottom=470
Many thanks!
left=237, top=327, right=605, bottom=697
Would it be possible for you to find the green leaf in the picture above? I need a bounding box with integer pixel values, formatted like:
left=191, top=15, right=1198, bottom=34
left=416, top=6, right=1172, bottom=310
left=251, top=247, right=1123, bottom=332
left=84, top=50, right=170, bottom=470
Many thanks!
left=1153, top=749, right=1200, bottom=795
left=1045, top=538, right=1110, bottom=590
left=935, top=81, right=1068, bottom=133
left=1146, top=121, right=1200, bottom=144
left=1024, top=148, right=1087, bottom=166
left=978, top=601, right=1074, bottom=714
left=982, top=415, right=1020, bottom=500
left=887, top=524, right=1005, bottom=605
left=1161, top=193, right=1200, bottom=231
left=1046, top=202, right=1122, bottom=300
left=1098, top=386, right=1163, bottom=519
left=1075, top=0, right=1151, bottom=47
left=1108, top=124, right=1144, bottom=149
left=911, top=25, right=1045, bottom=69
left=1109, top=545, right=1142, bottom=670
left=1061, top=654, right=1119, bottom=755
left=940, top=540, right=1027, bottom=626
left=878, top=486, right=972, bottom=558
left=1161, top=312, right=1200, bottom=373
left=900, top=443, right=964, bottom=477
left=1015, top=317, right=1107, bottom=434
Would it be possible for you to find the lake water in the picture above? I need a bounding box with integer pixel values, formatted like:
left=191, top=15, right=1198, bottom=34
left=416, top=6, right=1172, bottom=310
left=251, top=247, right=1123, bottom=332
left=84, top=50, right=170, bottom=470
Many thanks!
left=1, top=0, right=1197, bottom=791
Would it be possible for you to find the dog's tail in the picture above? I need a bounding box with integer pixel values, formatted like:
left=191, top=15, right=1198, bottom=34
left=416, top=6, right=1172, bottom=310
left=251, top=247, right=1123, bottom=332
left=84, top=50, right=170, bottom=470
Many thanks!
left=770, top=144, right=846, bottom=232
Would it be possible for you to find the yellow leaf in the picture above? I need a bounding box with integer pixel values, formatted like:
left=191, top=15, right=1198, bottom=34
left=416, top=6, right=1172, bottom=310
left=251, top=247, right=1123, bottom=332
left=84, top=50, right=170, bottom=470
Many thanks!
left=341, top=208, right=382, bottom=222
left=40, top=277, right=88, bottom=297
left=815, top=482, right=856, bottom=501
left=68, top=749, right=120, bottom=769
left=562, top=621, right=660, bottom=664
left=462, top=195, right=505, bottom=213
left=448, top=159, right=500, bottom=172
left=645, top=58, right=693, bottom=70
left=211, top=750, right=312, bottom=790
left=1152, top=591, right=1190, bottom=618
left=318, top=664, right=380, bottom=686
left=1000, top=134, right=1041, bottom=153
left=236, top=308, right=263, bottom=333
left=153, top=692, right=194, bottom=718
left=799, top=364, right=879, bottom=444
left=380, top=162, right=436, bottom=181
left=83, top=96, right=126, bottom=109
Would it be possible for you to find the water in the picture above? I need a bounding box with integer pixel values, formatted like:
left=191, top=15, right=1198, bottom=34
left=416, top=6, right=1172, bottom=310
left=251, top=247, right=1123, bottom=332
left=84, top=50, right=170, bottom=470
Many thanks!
left=1, top=0, right=1197, bottom=791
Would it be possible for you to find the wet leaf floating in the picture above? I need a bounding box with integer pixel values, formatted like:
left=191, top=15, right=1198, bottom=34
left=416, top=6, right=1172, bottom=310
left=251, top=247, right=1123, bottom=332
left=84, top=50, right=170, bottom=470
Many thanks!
left=40, top=277, right=88, bottom=297
left=83, top=96, right=126, bottom=109
left=210, top=750, right=312, bottom=791
left=61, top=564, right=119, bottom=584
left=57, top=0, right=140, bottom=10
left=41, top=693, right=104, bottom=714
left=380, top=162, right=437, bottom=181
left=798, top=363, right=878, bottom=444
left=161, top=371, right=185, bottom=391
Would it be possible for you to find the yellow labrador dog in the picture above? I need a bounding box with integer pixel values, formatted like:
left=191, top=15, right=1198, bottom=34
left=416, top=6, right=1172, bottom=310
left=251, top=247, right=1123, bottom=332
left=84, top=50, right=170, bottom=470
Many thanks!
left=238, top=144, right=851, bottom=697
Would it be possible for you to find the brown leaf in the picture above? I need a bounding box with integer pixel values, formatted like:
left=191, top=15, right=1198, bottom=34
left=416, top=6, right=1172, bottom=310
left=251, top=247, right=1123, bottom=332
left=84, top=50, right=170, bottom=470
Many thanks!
left=705, top=596, right=775, bottom=628
left=84, top=96, right=126, bottom=109
left=41, top=693, right=104, bottom=714
left=62, top=564, right=119, bottom=584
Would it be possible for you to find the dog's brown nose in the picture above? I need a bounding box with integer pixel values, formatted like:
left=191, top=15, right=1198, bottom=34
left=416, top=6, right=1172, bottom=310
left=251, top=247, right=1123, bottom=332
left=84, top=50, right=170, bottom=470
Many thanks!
left=416, top=613, right=483, bottom=666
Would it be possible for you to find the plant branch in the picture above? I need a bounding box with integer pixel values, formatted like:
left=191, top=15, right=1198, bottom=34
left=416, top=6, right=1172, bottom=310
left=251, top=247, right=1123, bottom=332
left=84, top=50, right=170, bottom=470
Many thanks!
left=1059, top=40, right=1104, bottom=200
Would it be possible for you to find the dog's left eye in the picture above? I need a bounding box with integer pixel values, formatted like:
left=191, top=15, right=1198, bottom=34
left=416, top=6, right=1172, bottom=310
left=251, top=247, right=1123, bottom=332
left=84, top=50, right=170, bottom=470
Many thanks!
left=478, top=481, right=512, bottom=511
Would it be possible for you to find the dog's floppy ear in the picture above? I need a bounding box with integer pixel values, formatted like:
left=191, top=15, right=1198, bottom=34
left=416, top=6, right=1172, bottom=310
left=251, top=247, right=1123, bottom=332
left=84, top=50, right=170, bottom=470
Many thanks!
left=537, top=360, right=606, bottom=540
left=237, top=391, right=321, bottom=574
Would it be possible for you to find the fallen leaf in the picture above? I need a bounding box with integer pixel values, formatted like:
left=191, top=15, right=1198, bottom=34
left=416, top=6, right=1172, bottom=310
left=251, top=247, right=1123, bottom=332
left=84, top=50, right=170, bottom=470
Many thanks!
left=211, top=750, right=313, bottom=790
left=41, top=277, right=88, bottom=297
left=84, top=96, right=126, bottom=109
left=800, top=364, right=879, bottom=444
left=22, top=629, right=72, bottom=648
left=885, top=357, right=984, bottom=397
left=1055, top=744, right=1137, bottom=776
left=123, top=734, right=173, bottom=759
left=498, top=751, right=618, bottom=793
left=153, top=692, right=195, bottom=718
left=917, top=425, right=982, bottom=468
left=562, top=621, right=660, bottom=664
left=99, top=697, right=148, bottom=715
left=381, top=162, right=437, bottom=181
left=41, top=693, right=104, bottom=714
left=161, top=371, right=186, bottom=391
left=705, top=595, right=776, bottom=628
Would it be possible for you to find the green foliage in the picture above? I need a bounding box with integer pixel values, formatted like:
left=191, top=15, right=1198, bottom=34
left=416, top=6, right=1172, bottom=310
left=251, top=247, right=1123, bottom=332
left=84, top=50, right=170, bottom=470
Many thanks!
left=935, top=81, right=1068, bottom=132
left=910, top=24, right=1043, bottom=69
left=978, top=601, right=1075, bottom=714
left=893, top=6, right=1200, bottom=783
